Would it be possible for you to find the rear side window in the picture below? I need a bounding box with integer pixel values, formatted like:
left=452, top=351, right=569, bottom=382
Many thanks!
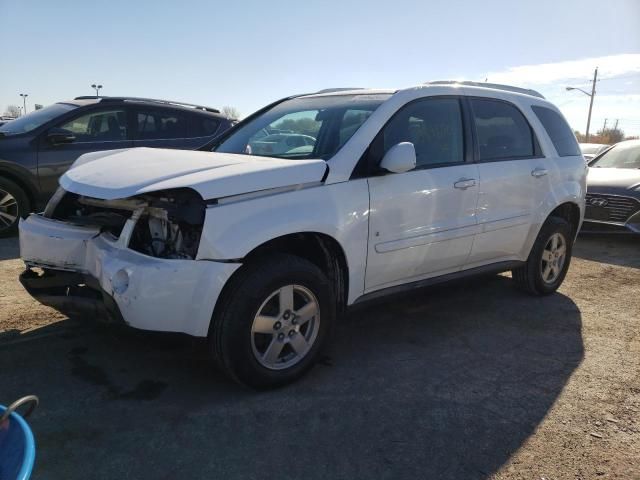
left=531, top=106, right=581, bottom=157
left=470, top=99, right=535, bottom=161
left=136, top=110, right=188, bottom=140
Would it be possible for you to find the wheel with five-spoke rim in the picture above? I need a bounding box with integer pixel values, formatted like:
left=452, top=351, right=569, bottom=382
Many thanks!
left=0, top=178, right=30, bottom=238
left=251, top=284, right=320, bottom=370
left=209, top=253, right=335, bottom=389
left=540, top=232, right=567, bottom=285
left=512, top=216, right=573, bottom=295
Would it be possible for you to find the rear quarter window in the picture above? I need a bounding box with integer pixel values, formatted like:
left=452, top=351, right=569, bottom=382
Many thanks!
left=192, top=115, right=221, bottom=137
left=531, top=106, right=581, bottom=157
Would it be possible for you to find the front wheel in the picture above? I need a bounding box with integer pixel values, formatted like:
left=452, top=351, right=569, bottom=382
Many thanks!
left=512, top=217, right=573, bottom=295
left=0, top=178, right=30, bottom=238
left=209, top=254, right=335, bottom=389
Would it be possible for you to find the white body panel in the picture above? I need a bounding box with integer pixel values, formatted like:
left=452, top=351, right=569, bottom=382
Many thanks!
left=365, top=164, right=479, bottom=290
left=20, top=214, right=238, bottom=336
left=62, top=147, right=326, bottom=200
left=19, top=83, right=587, bottom=336
left=198, top=181, right=370, bottom=304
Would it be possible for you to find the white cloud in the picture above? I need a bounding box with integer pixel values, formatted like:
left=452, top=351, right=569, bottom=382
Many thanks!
left=482, top=54, right=640, bottom=136
left=486, top=54, right=640, bottom=86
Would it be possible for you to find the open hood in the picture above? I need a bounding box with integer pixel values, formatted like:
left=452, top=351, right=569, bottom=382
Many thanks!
left=587, top=167, right=640, bottom=190
left=60, top=147, right=327, bottom=200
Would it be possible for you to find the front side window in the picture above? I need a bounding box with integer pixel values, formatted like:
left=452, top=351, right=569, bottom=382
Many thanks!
left=379, top=98, right=464, bottom=168
left=137, top=110, right=188, bottom=140
left=590, top=142, right=640, bottom=169
left=59, top=109, right=127, bottom=142
left=214, top=94, right=390, bottom=160
left=532, top=106, right=581, bottom=157
left=470, top=99, right=535, bottom=161
left=0, top=103, right=77, bottom=135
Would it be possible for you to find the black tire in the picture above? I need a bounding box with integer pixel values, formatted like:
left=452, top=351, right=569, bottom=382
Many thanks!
left=209, top=253, right=336, bottom=389
left=0, top=177, right=30, bottom=238
left=512, top=216, right=573, bottom=295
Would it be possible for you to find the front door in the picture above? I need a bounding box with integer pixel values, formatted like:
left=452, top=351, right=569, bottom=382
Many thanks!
left=37, top=107, right=132, bottom=196
left=365, top=97, right=479, bottom=292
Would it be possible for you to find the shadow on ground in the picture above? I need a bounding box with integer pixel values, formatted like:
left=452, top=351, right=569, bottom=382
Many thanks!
left=0, top=236, right=19, bottom=261
left=0, top=275, right=583, bottom=480
left=574, top=234, right=639, bottom=269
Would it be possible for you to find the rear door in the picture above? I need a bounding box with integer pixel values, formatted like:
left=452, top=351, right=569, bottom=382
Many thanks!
left=132, top=107, right=220, bottom=150
left=465, top=97, right=548, bottom=266
left=37, top=107, right=132, bottom=195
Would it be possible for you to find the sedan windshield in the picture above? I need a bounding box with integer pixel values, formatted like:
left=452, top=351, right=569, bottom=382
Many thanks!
left=0, top=103, right=77, bottom=135
left=590, top=142, right=640, bottom=169
left=214, top=94, right=390, bottom=160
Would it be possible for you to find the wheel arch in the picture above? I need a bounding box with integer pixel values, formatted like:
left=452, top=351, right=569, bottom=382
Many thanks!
left=216, top=232, right=350, bottom=318
left=0, top=164, right=39, bottom=212
left=547, top=201, right=582, bottom=240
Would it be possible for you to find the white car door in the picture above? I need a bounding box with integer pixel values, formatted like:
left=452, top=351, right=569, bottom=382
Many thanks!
left=464, top=97, right=548, bottom=267
left=365, top=97, right=480, bottom=292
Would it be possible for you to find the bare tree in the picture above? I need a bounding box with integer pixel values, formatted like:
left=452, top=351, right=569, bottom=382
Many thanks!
left=4, top=105, right=20, bottom=117
left=221, top=106, right=241, bottom=120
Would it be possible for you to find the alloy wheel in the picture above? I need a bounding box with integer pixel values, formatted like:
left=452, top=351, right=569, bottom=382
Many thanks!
left=250, top=284, right=320, bottom=370
left=540, top=232, right=567, bottom=284
left=0, top=189, right=18, bottom=230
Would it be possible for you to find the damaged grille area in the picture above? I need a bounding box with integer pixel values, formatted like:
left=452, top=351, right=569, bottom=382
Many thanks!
left=47, top=188, right=206, bottom=259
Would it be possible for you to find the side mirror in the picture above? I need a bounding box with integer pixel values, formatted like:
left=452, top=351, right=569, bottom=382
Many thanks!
left=380, top=142, right=416, bottom=174
left=47, top=128, right=76, bottom=145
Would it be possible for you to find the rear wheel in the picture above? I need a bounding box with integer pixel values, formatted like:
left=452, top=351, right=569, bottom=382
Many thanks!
left=209, top=254, right=335, bottom=389
left=512, top=216, right=573, bottom=295
left=0, top=178, right=30, bottom=238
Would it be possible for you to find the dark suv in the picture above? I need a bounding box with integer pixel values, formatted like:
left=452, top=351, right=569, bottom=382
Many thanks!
left=0, top=96, right=235, bottom=236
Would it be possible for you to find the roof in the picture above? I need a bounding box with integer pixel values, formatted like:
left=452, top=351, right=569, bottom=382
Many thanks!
left=425, top=81, right=545, bottom=99
left=300, top=82, right=545, bottom=100
left=302, top=88, right=396, bottom=98
left=67, top=96, right=224, bottom=116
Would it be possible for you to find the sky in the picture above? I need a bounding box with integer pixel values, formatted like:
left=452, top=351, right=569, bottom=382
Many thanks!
left=1, top=0, right=639, bottom=135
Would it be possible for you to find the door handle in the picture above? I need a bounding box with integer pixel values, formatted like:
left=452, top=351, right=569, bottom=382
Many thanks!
left=454, top=178, right=477, bottom=190
left=531, top=168, right=548, bottom=178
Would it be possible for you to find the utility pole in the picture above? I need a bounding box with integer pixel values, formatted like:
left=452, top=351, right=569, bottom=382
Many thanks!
left=585, top=67, right=598, bottom=142
left=614, top=119, right=619, bottom=130
left=602, top=118, right=607, bottom=132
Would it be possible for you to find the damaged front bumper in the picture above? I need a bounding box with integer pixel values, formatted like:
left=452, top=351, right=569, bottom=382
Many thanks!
left=19, top=214, right=240, bottom=337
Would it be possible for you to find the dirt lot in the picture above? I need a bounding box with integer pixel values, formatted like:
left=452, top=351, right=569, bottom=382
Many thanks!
left=1, top=235, right=638, bottom=479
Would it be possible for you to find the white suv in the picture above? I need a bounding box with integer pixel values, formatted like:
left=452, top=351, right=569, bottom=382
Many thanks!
left=19, top=82, right=586, bottom=388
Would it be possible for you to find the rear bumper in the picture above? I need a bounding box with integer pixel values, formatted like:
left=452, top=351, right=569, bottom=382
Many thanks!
left=18, top=214, right=240, bottom=337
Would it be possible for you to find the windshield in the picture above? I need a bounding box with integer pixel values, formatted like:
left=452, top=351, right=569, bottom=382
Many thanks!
left=590, top=142, right=640, bottom=169
left=214, top=94, right=390, bottom=160
left=581, top=144, right=607, bottom=155
left=0, top=103, right=77, bottom=135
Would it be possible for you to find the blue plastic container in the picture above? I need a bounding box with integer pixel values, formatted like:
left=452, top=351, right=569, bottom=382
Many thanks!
left=0, top=398, right=37, bottom=480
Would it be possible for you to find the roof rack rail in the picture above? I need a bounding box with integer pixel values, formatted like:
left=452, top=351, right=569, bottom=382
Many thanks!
left=312, top=88, right=365, bottom=94
left=425, top=81, right=545, bottom=99
left=73, top=96, right=221, bottom=113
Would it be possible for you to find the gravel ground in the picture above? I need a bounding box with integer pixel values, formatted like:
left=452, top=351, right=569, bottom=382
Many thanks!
left=0, top=234, right=638, bottom=479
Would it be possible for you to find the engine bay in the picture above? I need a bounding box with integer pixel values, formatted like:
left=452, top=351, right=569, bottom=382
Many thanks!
left=47, top=188, right=206, bottom=260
